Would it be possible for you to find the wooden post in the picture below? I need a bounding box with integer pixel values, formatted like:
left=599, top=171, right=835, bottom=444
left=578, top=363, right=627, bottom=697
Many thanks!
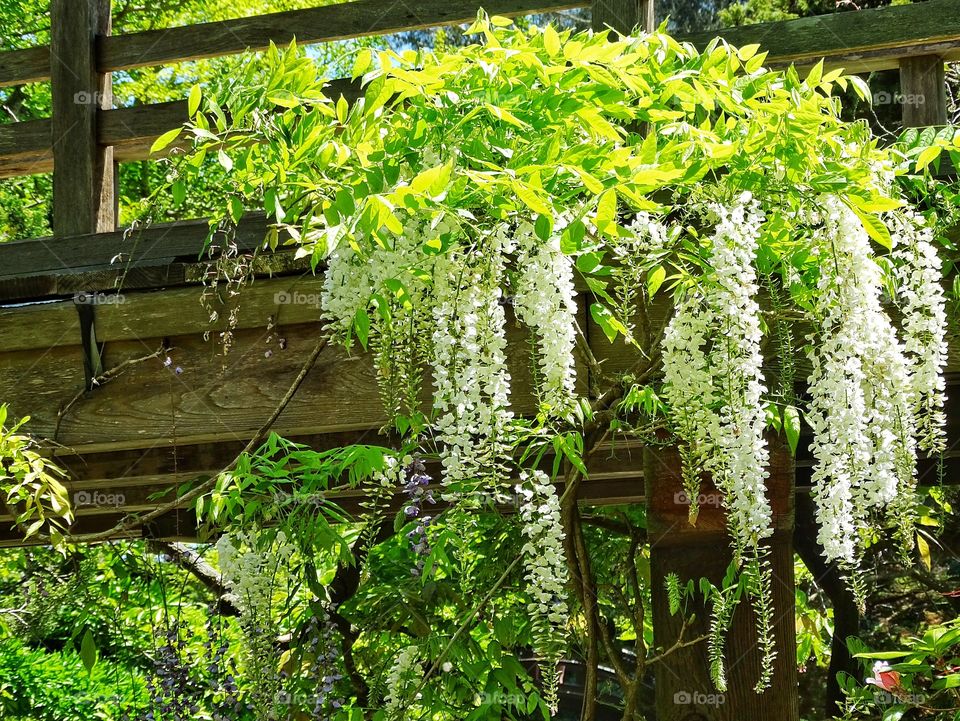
left=592, top=0, right=655, bottom=35
left=50, top=0, right=115, bottom=237
left=900, top=55, right=947, bottom=128
left=645, top=441, right=799, bottom=721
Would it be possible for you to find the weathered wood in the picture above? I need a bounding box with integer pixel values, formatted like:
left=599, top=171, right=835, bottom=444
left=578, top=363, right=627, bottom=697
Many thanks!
left=98, top=0, right=587, bottom=73
left=683, top=0, right=960, bottom=73
left=591, top=0, right=653, bottom=35
left=645, top=442, right=799, bottom=721
left=0, top=117, right=52, bottom=178
left=900, top=55, right=948, bottom=127
left=0, top=45, right=50, bottom=88
left=0, top=215, right=268, bottom=283
left=50, top=0, right=115, bottom=236
left=0, top=300, right=79, bottom=351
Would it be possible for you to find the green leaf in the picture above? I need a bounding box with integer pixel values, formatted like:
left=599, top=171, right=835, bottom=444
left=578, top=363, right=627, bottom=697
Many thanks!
left=783, top=405, right=801, bottom=456
left=217, top=149, right=233, bottom=172
left=187, top=84, right=202, bottom=116
left=646, top=266, right=666, bottom=297
left=172, top=180, right=186, bottom=206
left=543, top=25, right=561, bottom=56
left=917, top=532, right=931, bottom=570
left=80, top=628, right=97, bottom=673
left=150, top=128, right=181, bottom=155
left=915, top=144, right=942, bottom=172
left=352, top=48, right=373, bottom=78
left=266, top=90, right=300, bottom=108
left=590, top=303, right=628, bottom=343
left=354, top=308, right=370, bottom=349
left=595, top=189, right=617, bottom=236
left=847, top=203, right=892, bottom=250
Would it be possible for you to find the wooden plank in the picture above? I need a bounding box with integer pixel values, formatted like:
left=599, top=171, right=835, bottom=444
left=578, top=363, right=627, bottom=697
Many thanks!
left=0, top=45, right=49, bottom=89
left=98, top=0, right=587, bottom=72
left=49, top=300, right=573, bottom=447
left=900, top=55, right=948, bottom=127
left=684, top=0, right=960, bottom=73
left=0, top=345, right=87, bottom=436
left=0, top=216, right=268, bottom=281
left=93, top=275, right=324, bottom=342
left=0, top=300, right=80, bottom=351
left=50, top=0, right=115, bottom=236
left=0, top=117, right=52, bottom=178
left=591, top=0, right=653, bottom=35
left=646, top=441, right=799, bottom=721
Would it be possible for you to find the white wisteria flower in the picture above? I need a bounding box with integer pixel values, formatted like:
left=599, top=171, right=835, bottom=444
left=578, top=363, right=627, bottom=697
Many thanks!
left=516, top=470, right=569, bottom=714
left=514, top=220, right=579, bottom=414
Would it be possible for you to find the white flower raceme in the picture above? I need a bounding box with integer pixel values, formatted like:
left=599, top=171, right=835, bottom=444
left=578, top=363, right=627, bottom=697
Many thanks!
left=806, top=196, right=917, bottom=565
left=384, top=645, right=420, bottom=719
left=516, top=470, right=569, bottom=715
left=702, top=197, right=772, bottom=556
left=514, top=221, right=579, bottom=414
left=891, top=211, right=948, bottom=454
left=432, top=236, right=513, bottom=486
left=215, top=530, right=295, bottom=715
left=662, top=195, right=771, bottom=556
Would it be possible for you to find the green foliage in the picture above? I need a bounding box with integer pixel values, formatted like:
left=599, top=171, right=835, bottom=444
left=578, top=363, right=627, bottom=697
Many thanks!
left=0, top=406, right=71, bottom=545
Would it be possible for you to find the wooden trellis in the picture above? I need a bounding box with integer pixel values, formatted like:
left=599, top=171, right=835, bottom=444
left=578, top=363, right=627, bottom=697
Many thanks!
left=0, top=1, right=958, bottom=718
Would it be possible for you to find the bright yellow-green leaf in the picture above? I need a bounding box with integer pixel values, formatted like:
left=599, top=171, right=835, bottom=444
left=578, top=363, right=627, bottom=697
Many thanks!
left=917, top=532, right=932, bottom=570
left=848, top=202, right=892, bottom=249
left=543, top=25, right=561, bottom=56
left=595, top=189, right=618, bottom=236
left=150, top=128, right=181, bottom=155
left=352, top=48, right=373, bottom=78
left=187, top=84, right=202, bottom=116
left=916, top=144, right=943, bottom=172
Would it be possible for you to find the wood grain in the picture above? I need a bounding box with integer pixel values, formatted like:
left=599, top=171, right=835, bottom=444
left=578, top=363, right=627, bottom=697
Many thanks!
left=900, top=55, right=948, bottom=127
left=98, top=0, right=587, bottom=72
left=645, top=441, right=799, bottom=721
left=50, top=0, right=115, bottom=236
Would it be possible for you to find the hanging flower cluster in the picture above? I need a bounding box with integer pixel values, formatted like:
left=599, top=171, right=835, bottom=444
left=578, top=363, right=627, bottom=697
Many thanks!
left=402, top=457, right=436, bottom=576
left=805, top=196, right=920, bottom=566
left=431, top=238, right=514, bottom=487
left=662, top=194, right=771, bottom=557
left=383, top=645, right=421, bottom=720
left=514, top=220, right=579, bottom=414
left=215, top=531, right=294, bottom=715
left=516, top=470, right=569, bottom=714
left=891, top=211, right=949, bottom=455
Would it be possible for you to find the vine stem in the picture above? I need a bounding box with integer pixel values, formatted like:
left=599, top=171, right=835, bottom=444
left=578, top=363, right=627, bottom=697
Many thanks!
left=402, top=554, right=524, bottom=718
left=64, top=334, right=329, bottom=544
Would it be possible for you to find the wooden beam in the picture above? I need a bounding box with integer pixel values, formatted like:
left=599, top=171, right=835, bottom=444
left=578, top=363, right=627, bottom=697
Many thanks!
left=50, top=0, right=115, bottom=236
left=98, top=0, right=587, bottom=73
left=591, top=0, right=654, bottom=35
left=646, top=441, right=799, bottom=721
left=683, top=0, right=960, bottom=73
left=900, top=55, right=948, bottom=127
left=0, top=45, right=49, bottom=89
left=0, top=215, right=269, bottom=282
